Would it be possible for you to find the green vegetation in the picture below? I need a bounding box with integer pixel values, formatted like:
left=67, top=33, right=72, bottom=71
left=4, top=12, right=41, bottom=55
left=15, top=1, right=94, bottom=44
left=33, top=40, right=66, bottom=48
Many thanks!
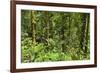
left=21, top=10, right=90, bottom=63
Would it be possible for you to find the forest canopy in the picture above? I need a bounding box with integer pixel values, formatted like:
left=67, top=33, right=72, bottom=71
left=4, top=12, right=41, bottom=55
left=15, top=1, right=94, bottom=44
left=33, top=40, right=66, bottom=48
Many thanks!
left=21, top=10, right=90, bottom=63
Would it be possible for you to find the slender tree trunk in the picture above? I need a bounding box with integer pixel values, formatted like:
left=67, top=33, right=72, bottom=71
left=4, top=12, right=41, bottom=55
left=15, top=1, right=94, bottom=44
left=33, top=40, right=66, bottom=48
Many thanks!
left=45, top=11, right=49, bottom=39
left=31, top=11, right=36, bottom=44
left=80, top=14, right=87, bottom=52
left=85, top=14, right=89, bottom=54
left=61, top=14, right=66, bottom=52
left=69, top=15, right=71, bottom=48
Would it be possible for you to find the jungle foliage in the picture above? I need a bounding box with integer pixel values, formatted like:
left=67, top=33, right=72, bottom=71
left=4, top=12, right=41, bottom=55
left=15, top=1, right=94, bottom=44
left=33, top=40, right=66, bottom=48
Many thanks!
left=21, top=10, right=90, bottom=63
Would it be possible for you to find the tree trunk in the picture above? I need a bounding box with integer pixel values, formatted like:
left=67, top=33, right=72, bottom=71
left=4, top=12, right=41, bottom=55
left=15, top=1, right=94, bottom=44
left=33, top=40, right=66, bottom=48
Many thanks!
left=68, top=15, right=71, bottom=48
left=80, top=14, right=87, bottom=52
left=61, top=14, right=66, bottom=52
left=85, top=14, right=89, bottom=55
left=45, top=11, right=49, bottom=39
left=31, top=11, right=36, bottom=44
